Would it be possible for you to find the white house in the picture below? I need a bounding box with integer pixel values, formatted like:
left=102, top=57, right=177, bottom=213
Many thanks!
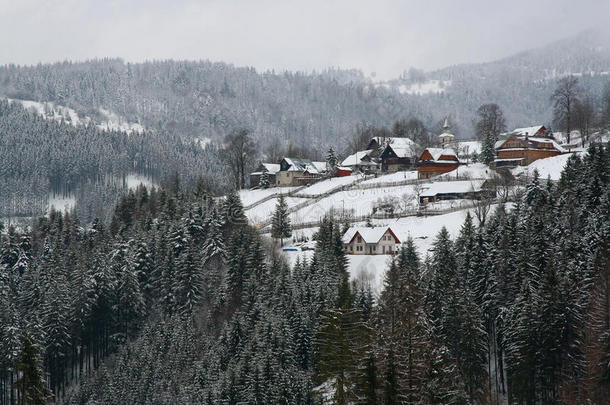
left=342, top=226, right=401, bottom=255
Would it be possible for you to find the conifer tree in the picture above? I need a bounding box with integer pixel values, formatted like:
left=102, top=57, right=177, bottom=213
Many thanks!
left=481, top=133, right=496, bottom=166
left=13, top=330, right=51, bottom=405
left=271, top=195, right=291, bottom=247
left=259, top=170, right=270, bottom=189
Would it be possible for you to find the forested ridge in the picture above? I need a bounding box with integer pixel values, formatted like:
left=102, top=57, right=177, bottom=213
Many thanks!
left=0, top=100, right=224, bottom=221
left=3, top=31, right=610, bottom=222
left=0, top=144, right=608, bottom=404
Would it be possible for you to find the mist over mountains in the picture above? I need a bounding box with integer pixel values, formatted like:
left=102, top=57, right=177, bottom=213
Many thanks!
left=1, top=29, right=608, bottom=151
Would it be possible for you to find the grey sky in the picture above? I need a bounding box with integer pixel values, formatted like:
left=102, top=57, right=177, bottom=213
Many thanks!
left=1, top=0, right=608, bottom=79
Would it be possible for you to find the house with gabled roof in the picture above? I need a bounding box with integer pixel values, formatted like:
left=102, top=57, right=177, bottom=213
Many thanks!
left=341, top=149, right=378, bottom=173
left=417, top=147, right=459, bottom=179
left=276, top=157, right=327, bottom=186
left=493, top=126, right=564, bottom=168
left=371, top=137, right=419, bottom=172
left=249, top=163, right=281, bottom=187
left=342, top=226, right=401, bottom=255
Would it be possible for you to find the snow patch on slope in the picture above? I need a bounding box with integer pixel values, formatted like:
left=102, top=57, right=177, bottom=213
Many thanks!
left=398, top=80, right=451, bottom=95
left=5, top=98, right=144, bottom=134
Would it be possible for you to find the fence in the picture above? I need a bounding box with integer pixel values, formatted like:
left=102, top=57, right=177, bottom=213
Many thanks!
left=260, top=198, right=507, bottom=232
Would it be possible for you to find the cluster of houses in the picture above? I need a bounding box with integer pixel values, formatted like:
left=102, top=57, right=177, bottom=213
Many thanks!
left=251, top=121, right=572, bottom=190
left=253, top=121, right=577, bottom=256
left=250, top=119, right=464, bottom=187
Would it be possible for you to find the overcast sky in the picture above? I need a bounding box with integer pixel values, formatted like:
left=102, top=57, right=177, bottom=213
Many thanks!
left=1, top=0, right=608, bottom=79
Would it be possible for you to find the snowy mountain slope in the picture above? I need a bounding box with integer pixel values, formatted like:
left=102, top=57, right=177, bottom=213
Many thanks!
left=5, top=98, right=145, bottom=134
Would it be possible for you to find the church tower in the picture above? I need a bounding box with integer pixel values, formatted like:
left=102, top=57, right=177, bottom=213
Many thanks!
left=439, top=117, right=455, bottom=148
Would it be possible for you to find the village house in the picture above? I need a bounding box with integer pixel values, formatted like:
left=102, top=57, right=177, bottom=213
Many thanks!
left=417, top=147, right=459, bottom=179
left=340, top=149, right=378, bottom=173
left=375, top=137, right=419, bottom=172
left=276, top=158, right=327, bottom=186
left=249, top=163, right=280, bottom=187
left=342, top=226, right=401, bottom=255
left=493, top=125, right=564, bottom=169
left=419, top=179, right=495, bottom=204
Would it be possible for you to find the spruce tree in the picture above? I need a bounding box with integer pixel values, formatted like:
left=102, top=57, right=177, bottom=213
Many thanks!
left=13, top=330, right=51, bottom=405
left=271, top=195, right=291, bottom=247
left=481, top=133, right=496, bottom=166
left=259, top=170, right=270, bottom=189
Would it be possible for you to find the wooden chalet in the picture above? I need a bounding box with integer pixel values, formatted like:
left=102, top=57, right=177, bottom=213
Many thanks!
left=377, top=138, right=419, bottom=172
left=417, top=148, right=459, bottom=179
left=276, top=158, right=327, bottom=186
left=493, top=126, right=564, bottom=168
left=342, top=226, right=401, bottom=255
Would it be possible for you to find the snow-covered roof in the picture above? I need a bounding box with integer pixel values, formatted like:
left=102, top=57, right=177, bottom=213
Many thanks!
left=387, top=145, right=417, bottom=158
left=282, top=158, right=327, bottom=174
left=420, top=180, right=486, bottom=198
left=341, top=150, right=375, bottom=166
left=496, top=135, right=566, bottom=153
left=439, top=132, right=455, bottom=139
left=372, top=137, right=419, bottom=155
left=311, top=161, right=327, bottom=173
left=512, top=125, right=545, bottom=136
left=435, top=163, right=497, bottom=180
left=262, top=163, right=280, bottom=174
left=342, top=226, right=399, bottom=244
left=421, top=147, right=457, bottom=161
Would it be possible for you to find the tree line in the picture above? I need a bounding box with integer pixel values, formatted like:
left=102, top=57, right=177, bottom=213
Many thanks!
left=1, top=143, right=607, bottom=404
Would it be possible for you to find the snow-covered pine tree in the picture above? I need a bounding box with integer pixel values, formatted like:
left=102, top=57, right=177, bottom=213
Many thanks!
left=259, top=170, right=270, bottom=189
left=326, top=147, right=338, bottom=174
left=271, top=195, right=291, bottom=247
left=481, top=132, right=496, bottom=166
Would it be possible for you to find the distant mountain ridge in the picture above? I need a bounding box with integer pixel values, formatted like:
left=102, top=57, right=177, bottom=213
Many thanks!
left=0, top=29, right=608, bottom=151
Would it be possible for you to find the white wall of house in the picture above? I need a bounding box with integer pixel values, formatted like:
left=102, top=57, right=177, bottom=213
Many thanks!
left=345, top=230, right=400, bottom=255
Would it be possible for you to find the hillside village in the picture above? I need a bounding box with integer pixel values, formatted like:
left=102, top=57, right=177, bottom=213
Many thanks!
left=240, top=119, right=608, bottom=291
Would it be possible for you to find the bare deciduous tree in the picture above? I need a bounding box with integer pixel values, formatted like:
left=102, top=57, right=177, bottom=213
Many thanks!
left=573, top=97, right=595, bottom=147
left=551, top=76, right=582, bottom=144
left=221, top=128, right=257, bottom=190
left=475, top=103, right=506, bottom=142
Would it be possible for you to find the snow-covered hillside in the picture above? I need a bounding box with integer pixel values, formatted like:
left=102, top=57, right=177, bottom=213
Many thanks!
left=397, top=79, right=452, bottom=95
left=512, top=152, right=582, bottom=181
left=6, top=98, right=145, bottom=134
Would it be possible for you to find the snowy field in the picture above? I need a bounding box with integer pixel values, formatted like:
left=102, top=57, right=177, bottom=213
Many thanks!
left=360, top=170, right=419, bottom=185
left=245, top=196, right=308, bottom=224
left=283, top=204, right=509, bottom=294
left=125, top=174, right=156, bottom=190
left=294, top=174, right=366, bottom=196
left=290, top=184, right=419, bottom=223
left=48, top=194, right=76, bottom=213
left=239, top=186, right=298, bottom=207
left=512, top=152, right=581, bottom=181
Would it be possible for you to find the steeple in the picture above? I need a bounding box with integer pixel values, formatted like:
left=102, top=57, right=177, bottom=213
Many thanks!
left=439, top=116, right=454, bottom=148
left=442, top=117, right=450, bottom=133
